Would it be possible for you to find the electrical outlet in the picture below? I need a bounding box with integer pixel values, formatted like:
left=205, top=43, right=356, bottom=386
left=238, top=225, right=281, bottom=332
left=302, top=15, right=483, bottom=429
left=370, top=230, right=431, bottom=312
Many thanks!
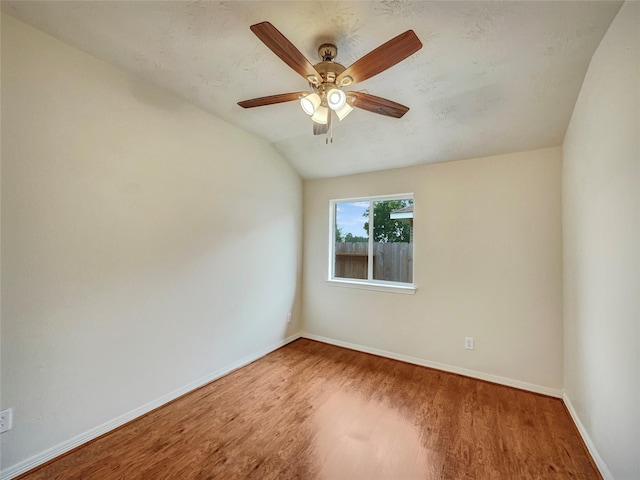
left=287, top=312, right=292, bottom=324
left=0, top=408, right=13, bottom=434
left=464, top=337, right=474, bottom=350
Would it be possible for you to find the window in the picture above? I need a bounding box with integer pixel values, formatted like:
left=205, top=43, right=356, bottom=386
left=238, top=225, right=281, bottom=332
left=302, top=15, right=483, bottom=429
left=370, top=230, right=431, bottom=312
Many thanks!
left=329, top=194, right=415, bottom=293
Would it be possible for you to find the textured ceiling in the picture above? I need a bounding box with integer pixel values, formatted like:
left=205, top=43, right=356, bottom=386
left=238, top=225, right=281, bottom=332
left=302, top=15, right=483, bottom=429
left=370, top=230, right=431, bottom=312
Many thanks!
left=2, top=1, right=622, bottom=179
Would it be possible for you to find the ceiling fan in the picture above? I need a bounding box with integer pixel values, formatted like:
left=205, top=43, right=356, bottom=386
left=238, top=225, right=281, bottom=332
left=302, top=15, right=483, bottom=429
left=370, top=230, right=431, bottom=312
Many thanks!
left=238, top=22, right=422, bottom=138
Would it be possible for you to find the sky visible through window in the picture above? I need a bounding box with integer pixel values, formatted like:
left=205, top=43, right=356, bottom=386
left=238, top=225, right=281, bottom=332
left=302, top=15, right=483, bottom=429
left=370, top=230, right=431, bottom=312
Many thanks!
left=335, top=201, right=369, bottom=237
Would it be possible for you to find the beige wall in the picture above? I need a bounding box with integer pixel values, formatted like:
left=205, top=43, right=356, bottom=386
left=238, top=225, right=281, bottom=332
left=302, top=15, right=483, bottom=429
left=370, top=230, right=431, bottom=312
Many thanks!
left=303, top=147, right=563, bottom=391
left=562, top=2, right=640, bottom=479
left=1, top=14, right=302, bottom=472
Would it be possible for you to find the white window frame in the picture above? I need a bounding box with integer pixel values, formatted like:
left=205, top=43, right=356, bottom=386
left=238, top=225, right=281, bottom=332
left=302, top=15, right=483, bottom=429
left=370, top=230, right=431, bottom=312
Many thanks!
left=328, top=193, right=416, bottom=294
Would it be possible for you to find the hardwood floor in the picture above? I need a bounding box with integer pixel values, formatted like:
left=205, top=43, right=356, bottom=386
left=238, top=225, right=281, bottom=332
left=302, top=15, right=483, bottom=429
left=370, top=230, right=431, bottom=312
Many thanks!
left=18, top=339, right=600, bottom=479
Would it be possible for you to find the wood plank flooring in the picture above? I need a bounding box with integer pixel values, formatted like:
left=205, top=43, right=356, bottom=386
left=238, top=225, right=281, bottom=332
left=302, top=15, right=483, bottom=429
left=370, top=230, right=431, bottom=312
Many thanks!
left=17, top=339, right=600, bottom=479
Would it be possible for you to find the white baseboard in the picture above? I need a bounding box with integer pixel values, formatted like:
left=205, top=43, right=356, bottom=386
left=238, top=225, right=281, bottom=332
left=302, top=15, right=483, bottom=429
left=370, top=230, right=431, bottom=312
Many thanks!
left=562, top=393, right=613, bottom=480
left=0, top=333, right=301, bottom=480
left=301, top=332, right=563, bottom=398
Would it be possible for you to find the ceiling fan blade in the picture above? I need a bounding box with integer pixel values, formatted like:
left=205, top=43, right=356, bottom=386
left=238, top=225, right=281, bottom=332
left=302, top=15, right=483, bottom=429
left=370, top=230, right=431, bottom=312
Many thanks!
left=250, top=22, right=321, bottom=82
left=238, top=92, right=306, bottom=108
left=337, top=30, right=422, bottom=86
left=313, top=120, right=329, bottom=136
left=350, top=92, right=410, bottom=118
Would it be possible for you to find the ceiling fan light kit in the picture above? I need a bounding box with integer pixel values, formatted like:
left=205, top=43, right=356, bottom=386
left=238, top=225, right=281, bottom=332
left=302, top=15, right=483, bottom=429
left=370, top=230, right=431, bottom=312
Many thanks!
left=335, top=99, right=354, bottom=121
left=311, top=105, right=329, bottom=125
left=300, top=92, right=321, bottom=115
left=326, top=88, right=346, bottom=110
left=301, top=81, right=349, bottom=122
left=238, top=22, right=422, bottom=141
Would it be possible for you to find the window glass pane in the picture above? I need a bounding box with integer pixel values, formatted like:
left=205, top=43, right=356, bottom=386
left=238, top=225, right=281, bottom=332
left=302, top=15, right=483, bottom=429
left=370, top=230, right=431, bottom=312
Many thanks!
left=334, top=201, right=369, bottom=280
left=371, top=199, right=413, bottom=283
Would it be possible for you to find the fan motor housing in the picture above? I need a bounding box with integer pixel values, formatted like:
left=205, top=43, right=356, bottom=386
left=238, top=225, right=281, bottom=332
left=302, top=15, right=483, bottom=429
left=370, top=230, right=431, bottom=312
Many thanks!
left=313, top=60, right=346, bottom=84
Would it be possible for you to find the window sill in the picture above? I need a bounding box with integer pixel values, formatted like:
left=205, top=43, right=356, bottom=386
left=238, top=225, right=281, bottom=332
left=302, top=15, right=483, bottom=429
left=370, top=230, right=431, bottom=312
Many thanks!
left=326, top=279, right=416, bottom=295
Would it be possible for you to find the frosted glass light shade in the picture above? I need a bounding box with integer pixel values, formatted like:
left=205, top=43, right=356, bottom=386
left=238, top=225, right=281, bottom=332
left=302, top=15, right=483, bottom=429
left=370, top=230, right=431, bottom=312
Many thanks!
left=326, top=88, right=346, bottom=110
left=300, top=92, right=321, bottom=115
left=311, top=105, right=329, bottom=124
left=335, top=102, right=353, bottom=121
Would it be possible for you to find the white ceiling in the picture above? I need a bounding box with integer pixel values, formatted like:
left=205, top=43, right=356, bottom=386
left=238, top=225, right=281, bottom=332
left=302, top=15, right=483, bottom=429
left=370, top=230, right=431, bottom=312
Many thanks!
left=2, top=1, right=622, bottom=179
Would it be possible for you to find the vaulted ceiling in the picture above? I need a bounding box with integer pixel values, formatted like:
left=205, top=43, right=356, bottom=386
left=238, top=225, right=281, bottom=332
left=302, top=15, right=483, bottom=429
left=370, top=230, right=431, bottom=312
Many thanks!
left=2, top=1, right=622, bottom=179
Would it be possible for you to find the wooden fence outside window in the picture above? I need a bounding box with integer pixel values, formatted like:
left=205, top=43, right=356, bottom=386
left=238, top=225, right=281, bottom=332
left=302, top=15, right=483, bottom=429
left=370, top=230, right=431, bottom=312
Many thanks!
left=334, top=242, right=413, bottom=283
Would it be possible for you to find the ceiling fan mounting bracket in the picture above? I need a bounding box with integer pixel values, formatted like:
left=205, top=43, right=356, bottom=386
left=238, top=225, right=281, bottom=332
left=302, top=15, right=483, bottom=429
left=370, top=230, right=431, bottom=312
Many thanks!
left=318, top=43, right=338, bottom=62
